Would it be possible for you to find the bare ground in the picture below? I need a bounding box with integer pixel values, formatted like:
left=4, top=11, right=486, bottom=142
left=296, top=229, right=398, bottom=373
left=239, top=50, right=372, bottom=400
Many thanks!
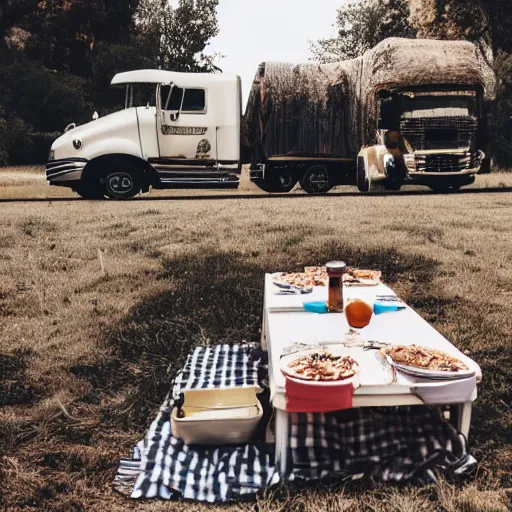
left=0, top=167, right=511, bottom=511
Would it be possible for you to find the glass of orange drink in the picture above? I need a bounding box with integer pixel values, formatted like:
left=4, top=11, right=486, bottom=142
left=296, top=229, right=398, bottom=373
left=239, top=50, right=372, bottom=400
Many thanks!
left=343, top=292, right=374, bottom=347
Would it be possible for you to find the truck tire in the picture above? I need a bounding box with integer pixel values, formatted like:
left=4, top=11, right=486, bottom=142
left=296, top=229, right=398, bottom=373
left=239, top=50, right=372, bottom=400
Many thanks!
left=300, top=165, right=333, bottom=194
left=104, top=168, right=141, bottom=199
left=253, top=170, right=298, bottom=193
left=383, top=158, right=404, bottom=191
left=73, top=180, right=106, bottom=199
left=356, top=157, right=370, bottom=192
left=477, top=157, right=491, bottom=175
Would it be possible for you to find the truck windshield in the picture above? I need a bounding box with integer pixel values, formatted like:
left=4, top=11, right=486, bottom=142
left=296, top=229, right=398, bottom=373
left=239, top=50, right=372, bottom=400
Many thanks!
left=400, top=95, right=477, bottom=118
left=379, top=91, right=477, bottom=130
left=123, top=83, right=157, bottom=109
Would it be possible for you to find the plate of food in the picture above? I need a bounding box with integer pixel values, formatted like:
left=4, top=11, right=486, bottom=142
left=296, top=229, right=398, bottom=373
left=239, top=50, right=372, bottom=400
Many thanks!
left=280, top=349, right=360, bottom=386
left=303, top=266, right=329, bottom=286
left=272, top=272, right=317, bottom=293
left=343, top=269, right=382, bottom=286
left=381, top=344, right=475, bottom=380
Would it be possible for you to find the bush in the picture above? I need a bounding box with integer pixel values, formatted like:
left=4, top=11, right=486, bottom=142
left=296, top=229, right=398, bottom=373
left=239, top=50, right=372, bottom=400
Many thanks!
left=490, top=98, right=512, bottom=167
left=0, top=114, right=59, bottom=166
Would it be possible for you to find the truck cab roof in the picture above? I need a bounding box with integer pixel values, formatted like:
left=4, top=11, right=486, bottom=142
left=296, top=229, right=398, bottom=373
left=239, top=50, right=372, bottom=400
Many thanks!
left=111, top=69, right=239, bottom=88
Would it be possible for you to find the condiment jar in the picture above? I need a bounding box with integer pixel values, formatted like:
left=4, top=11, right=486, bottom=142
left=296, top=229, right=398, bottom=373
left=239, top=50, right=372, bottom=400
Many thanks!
left=326, top=261, right=347, bottom=312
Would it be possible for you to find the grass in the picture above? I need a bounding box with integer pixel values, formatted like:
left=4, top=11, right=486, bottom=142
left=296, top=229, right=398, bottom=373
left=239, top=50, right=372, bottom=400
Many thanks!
left=0, top=167, right=512, bottom=511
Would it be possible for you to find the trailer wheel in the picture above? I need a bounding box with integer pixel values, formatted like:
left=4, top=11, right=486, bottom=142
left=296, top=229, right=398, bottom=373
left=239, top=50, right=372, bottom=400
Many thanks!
left=253, top=171, right=298, bottom=193
left=356, top=157, right=370, bottom=192
left=300, top=165, right=332, bottom=194
left=104, top=168, right=141, bottom=199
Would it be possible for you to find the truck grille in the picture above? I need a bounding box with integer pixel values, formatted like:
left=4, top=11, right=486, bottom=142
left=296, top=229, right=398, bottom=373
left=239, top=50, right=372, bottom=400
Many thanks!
left=414, top=152, right=473, bottom=173
left=400, top=116, right=478, bottom=151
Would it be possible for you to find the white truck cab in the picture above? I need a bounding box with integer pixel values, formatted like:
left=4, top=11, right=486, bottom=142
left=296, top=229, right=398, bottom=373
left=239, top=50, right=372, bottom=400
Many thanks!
left=46, top=70, right=242, bottom=198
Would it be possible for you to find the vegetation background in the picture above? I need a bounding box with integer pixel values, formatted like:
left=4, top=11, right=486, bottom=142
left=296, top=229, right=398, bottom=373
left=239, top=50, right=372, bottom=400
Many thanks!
left=0, top=0, right=511, bottom=168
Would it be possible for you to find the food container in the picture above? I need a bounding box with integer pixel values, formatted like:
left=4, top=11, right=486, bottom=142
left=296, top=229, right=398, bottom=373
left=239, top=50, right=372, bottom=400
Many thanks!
left=325, top=261, right=347, bottom=312
left=171, top=387, right=263, bottom=445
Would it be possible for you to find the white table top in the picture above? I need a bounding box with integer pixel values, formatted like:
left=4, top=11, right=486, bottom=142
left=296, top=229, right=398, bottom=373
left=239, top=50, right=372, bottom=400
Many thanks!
left=263, top=274, right=482, bottom=411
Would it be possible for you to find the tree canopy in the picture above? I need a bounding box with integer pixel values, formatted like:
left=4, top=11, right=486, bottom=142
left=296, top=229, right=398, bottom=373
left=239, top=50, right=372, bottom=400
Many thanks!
left=310, top=0, right=416, bottom=62
left=0, top=0, right=220, bottom=165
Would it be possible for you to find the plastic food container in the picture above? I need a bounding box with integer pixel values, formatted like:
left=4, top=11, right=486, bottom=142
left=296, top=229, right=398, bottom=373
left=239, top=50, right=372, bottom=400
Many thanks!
left=171, top=387, right=263, bottom=445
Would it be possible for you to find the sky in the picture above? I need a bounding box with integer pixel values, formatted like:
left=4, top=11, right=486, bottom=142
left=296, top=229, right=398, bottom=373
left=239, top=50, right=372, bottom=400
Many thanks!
left=205, top=0, right=341, bottom=107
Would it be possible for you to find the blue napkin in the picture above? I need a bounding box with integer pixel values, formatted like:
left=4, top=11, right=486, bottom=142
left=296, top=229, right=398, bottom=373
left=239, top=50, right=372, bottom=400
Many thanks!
left=303, top=301, right=328, bottom=314
left=373, top=302, right=406, bottom=315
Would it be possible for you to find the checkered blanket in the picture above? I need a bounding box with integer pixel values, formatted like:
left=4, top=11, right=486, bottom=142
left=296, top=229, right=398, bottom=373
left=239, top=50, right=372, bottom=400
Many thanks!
left=114, top=343, right=476, bottom=503
left=114, top=344, right=279, bottom=502
left=288, top=407, right=476, bottom=485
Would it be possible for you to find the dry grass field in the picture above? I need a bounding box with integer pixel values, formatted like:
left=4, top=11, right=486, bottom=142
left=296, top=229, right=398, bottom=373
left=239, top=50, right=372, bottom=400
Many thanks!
left=1, top=166, right=512, bottom=511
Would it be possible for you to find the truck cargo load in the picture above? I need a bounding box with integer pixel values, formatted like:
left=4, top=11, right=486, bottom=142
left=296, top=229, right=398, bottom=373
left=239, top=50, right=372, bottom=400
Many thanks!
left=245, top=38, right=487, bottom=194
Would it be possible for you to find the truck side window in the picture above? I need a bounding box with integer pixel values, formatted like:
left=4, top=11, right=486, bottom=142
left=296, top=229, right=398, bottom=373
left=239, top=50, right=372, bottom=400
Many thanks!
left=182, top=89, right=206, bottom=113
left=168, top=87, right=184, bottom=110
left=161, top=85, right=184, bottom=110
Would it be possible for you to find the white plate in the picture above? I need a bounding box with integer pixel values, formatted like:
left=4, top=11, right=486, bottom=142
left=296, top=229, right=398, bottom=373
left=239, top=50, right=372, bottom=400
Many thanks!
left=280, top=348, right=360, bottom=387
left=385, top=355, right=475, bottom=381
left=343, top=278, right=381, bottom=287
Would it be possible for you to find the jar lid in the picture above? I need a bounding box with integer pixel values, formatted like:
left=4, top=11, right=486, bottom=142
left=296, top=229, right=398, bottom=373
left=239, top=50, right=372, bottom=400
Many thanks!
left=325, top=261, right=347, bottom=272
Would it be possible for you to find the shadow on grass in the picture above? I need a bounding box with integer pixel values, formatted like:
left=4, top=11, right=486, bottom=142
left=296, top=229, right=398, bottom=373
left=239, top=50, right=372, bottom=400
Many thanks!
left=2, top=186, right=512, bottom=203
left=75, top=244, right=440, bottom=427
left=0, top=348, right=39, bottom=408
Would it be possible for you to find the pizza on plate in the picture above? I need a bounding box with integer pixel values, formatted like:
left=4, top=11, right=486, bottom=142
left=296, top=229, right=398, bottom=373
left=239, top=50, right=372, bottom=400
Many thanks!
left=382, top=344, right=468, bottom=372
left=287, top=350, right=359, bottom=381
left=273, top=272, right=315, bottom=290
left=343, top=268, right=382, bottom=284
left=303, top=266, right=328, bottom=286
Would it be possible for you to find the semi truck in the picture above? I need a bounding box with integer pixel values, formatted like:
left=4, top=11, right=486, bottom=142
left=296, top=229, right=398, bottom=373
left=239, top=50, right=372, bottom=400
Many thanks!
left=46, top=38, right=488, bottom=199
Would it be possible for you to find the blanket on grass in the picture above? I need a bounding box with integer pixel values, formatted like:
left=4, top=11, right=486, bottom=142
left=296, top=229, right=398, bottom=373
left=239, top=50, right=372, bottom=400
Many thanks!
left=114, top=344, right=476, bottom=503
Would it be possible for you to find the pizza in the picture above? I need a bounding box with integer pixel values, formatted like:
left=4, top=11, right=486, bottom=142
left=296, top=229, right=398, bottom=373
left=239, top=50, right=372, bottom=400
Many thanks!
left=273, top=269, right=328, bottom=290
left=303, top=266, right=328, bottom=286
left=287, top=350, right=359, bottom=381
left=273, top=272, right=315, bottom=291
left=343, top=268, right=382, bottom=285
left=382, top=344, right=468, bottom=372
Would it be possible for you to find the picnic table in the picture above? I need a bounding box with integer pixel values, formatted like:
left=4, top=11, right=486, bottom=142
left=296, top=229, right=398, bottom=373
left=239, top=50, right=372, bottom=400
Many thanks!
left=261, top=274, right=482, bottom=473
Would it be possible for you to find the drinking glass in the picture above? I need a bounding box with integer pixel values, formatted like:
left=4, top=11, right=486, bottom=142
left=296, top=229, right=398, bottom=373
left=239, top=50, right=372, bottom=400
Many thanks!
left=343, top=288, right=374, bottom=347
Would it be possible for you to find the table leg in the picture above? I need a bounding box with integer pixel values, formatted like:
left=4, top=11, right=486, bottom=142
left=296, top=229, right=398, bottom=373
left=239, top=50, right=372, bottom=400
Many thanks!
left=274, top=408, right=289, bottom=475
left=451, top=402, right=472, bottom=440
left=458, top=402, right=472, bottom=440
left=261, top=306, right=268, bottom=352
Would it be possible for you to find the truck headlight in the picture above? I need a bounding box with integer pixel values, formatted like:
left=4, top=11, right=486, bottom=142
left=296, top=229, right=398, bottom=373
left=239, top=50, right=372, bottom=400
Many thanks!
left=48, top=150, right=55, bottom=161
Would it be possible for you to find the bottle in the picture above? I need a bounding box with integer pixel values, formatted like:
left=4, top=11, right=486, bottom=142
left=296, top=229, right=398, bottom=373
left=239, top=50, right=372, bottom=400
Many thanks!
left=325, top=261, right=347, bottom=312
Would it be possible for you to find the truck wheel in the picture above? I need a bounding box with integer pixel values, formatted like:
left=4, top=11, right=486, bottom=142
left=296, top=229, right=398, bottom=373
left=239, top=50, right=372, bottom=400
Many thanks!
left=104, top=169, right=141, bottom=199
left=253, top=171, right=298, bottom=193
left=73, top=180, right=106, bottom=199
left=357, top=158, right=370, bottom=192
left=300, top=165, right=332, bottom=194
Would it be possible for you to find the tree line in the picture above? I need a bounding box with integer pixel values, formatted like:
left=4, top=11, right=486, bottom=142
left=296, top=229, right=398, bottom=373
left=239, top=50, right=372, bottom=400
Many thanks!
left=0, top=0, right=219, bottom=166
left=311, top=0, right=512, bottom=167
left=0, top=0, right=510, bottom=167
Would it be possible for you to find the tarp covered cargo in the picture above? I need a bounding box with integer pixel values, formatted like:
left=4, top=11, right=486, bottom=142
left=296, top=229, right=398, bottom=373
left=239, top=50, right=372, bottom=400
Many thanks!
left=243, top=37, right=486, bottom=165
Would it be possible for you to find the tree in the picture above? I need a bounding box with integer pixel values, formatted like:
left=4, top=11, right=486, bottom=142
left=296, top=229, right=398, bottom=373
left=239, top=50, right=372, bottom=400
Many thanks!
left=0, top=0, right=38, bottom=52
left=412, top=1, right=512, bottom=166
left=310, top=0, right=416, bottom=62
left=412, top=1, right=512, bottom=59
left=135, top=0, right=220, bottom=72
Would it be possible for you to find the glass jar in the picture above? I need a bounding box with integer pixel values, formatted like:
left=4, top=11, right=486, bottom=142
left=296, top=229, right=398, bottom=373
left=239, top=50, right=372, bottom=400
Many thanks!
left=326, top=261, right=347, bottom=312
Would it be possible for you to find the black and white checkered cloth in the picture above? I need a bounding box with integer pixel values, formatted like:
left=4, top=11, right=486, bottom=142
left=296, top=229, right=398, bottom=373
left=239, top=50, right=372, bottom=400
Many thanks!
left=287, top=406, right=476, bottom=485
left=114, top=344, right=279, bottom=502
left=115, top=344, right=476, bottom=503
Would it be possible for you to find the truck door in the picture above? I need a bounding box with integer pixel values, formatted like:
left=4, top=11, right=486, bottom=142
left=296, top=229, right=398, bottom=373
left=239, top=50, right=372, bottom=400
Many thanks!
left=156, top=84, right=217, bottom=164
